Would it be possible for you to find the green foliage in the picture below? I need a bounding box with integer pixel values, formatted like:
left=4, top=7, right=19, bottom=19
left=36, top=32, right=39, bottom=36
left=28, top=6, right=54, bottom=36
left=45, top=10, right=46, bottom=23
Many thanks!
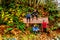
left=3, top=38, right=16, bottom=40
left=49, top=9, right=58, bottom=16
left=7, top=28, right=13, bottom=31
left=23, top=7, right=34, bottom=12
left=56, top=13, right=60, bottom=17
left=4, top=28, right=13, bottom=34
left=50, top=22, right=58, bottom=30
left=9, top=3, right=15, bottom=8
left=44, top=2, right=59, bottom=26
left=0, top=19, right=3, bottom=24
left=23, top=7, right=30, bottom=12
left=50, top=26, right=58, bottom=31
left=49, top=16, right=54, bottom=21
left=21, top=0, right=26, bottom=3
left=13, top=16, right=18, bottom=22
left=17, top=22, right=25, bottom=32
left=0, top=0, right=59, bottom=33
left=44, top=1, right=57, bottom=15
left=3, top=37, right=8, bottom=40
left=3, top=35, right=16, bottom=40
left=0, top=6, right=3, bottom=11
left=7, top=23, right=14, bottom=26
left=28, top=27, right=33, bottom=33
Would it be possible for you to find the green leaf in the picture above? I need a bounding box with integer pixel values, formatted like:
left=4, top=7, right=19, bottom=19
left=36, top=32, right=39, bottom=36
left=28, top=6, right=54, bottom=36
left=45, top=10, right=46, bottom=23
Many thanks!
left=53, top=27, right=58, bottom=30
left=0, top=6, right=3, bottom=10
left=57, top=14, right=60, bottom=17
left=9, top=3, right=15, bottom=8
left=0, top=19, right=3, bottom=24
left=17, top=23, right=25, bottom=31
left=7, top=23, right=14, bottom=26
left=49, top=16, right=54, bottom=21
left=7, top=28, right=13, bottom=31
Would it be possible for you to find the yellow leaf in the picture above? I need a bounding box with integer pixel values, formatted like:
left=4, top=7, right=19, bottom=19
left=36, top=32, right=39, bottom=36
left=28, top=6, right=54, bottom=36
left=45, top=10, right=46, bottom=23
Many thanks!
left=4, top=17, right=8, bottom=21
left=0, top=35, right=2, bottom=40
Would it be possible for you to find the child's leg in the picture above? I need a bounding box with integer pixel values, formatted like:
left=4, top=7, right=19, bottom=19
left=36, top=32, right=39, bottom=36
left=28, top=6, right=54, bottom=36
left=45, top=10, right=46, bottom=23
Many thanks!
left=36, top=15, right=38, bottom=20
left=32, top=16, right=34, bottom=20
left=44, top=28, right=47, bottom=33
left=29, top=17, right=30, bottom=22
left=27, top=18, right=29, bottom=22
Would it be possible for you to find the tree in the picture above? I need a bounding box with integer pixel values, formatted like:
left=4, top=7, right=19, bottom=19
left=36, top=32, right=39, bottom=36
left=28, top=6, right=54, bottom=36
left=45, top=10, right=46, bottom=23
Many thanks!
left=0, top=0, right=2, bottom=4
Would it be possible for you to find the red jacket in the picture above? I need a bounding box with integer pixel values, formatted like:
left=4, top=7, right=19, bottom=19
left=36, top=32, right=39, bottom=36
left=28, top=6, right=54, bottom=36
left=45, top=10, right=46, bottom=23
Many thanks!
left=42, top=21, right=47, bottom=28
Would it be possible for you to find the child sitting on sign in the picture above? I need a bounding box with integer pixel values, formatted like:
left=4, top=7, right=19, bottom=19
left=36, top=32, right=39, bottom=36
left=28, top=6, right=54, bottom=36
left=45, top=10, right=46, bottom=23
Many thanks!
left=32, top=25, right=40, bottom=34
left=26, top=12, right=31, bottom=22
left=31, top=9, right=39, bottom=20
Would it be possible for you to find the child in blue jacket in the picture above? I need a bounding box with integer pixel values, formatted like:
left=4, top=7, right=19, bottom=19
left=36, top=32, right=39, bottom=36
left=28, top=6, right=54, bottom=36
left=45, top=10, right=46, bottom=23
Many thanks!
left=32, top=25, right=40, bottom=34
left=26, top=12, right=31, bottom=22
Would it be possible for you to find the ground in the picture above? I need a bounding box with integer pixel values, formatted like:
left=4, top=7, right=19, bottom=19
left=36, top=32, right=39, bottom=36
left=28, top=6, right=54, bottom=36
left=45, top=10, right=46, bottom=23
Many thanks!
left=0, top=29, right=60, bottom=40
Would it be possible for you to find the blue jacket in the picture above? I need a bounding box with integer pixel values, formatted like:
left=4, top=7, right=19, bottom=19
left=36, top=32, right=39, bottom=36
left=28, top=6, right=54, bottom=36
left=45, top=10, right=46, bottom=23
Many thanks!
left=33, top=26, right=39, bottom=31
left=26, top=13, right=31, bottom=18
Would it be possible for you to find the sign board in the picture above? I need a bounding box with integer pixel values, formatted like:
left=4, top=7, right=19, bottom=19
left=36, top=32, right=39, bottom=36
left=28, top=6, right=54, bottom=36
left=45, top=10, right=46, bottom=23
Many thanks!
left=23, top=17, right=49, bottom=24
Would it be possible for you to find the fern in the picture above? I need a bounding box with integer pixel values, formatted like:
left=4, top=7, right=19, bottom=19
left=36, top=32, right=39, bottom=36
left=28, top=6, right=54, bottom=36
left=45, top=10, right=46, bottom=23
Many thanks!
left=17, top=23, right=25, bottom=32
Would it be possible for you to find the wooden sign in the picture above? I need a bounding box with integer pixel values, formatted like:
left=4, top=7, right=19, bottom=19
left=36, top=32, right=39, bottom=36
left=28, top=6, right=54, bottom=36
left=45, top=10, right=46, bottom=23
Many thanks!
left=23, top=17, right=49, bottom=24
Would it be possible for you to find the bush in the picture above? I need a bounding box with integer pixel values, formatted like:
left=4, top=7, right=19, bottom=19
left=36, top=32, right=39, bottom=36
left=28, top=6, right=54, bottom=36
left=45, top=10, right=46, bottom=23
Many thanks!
left=17, top=22, right=25, bottom=32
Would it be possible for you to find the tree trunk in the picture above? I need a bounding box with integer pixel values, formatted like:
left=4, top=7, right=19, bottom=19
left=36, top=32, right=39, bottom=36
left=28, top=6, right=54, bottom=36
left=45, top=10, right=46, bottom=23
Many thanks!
left=37, top=0, right=41, bottom=8
left=37, top=0, right=40, bottom=5
left=28, top=0, right=29, bottom=5
left=0, top=0, right=2, bottom=4
left=29, top=0, right=32, bottom=6
left=34, top=0, right=37, bottom=8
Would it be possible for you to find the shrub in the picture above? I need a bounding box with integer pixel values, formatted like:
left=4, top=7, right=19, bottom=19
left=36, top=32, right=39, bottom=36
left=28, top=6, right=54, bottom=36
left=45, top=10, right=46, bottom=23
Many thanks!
left=17, top=22, right=25, bottom=32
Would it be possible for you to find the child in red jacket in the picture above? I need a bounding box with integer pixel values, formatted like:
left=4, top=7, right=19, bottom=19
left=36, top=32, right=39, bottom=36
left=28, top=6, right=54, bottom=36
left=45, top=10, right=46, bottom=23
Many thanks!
left=42, top=20, right=48, bottom=33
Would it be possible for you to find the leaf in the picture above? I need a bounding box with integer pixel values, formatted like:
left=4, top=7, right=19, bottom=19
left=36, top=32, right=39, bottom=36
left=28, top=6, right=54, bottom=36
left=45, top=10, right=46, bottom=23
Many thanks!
left=0, top=35, right=2, bottom=40
left=7, top=23, right=14, bottom=26
left=21, top=0, right=26, bottom=3
left=9, top=2, right=15, bottom=8
left=49, top=16, right=54, bottom=21
left=57, top=23, right=60, bottom=27
left=17, top=23, right=25, bottom=31
left=56, top=13, right=60, bottom=17
left=53, top=27, right=58, bottom=30
left=0, top=6, right=3, bottom=11
left=7, top=28, right=13, bottom=31
left=0, top=19, right=3, bottom=24
left=13, top=16, right=19, bottom=24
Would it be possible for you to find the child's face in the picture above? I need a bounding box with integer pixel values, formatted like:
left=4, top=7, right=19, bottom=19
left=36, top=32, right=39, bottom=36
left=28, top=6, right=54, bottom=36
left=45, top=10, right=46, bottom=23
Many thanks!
left=34, top=10, right=36, bottom=12
left=43, top=20, right=45, bottom=22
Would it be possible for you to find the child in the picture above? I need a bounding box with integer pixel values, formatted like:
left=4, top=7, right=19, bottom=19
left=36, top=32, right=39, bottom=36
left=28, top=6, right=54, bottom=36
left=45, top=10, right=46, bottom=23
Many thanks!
left=26, top=12, right=31, bottom=22
left=42, top=20, right=48, bottom=33
left=32, top=25, right=40, bottom=34
left=31, top=9, right=39, bottom=20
